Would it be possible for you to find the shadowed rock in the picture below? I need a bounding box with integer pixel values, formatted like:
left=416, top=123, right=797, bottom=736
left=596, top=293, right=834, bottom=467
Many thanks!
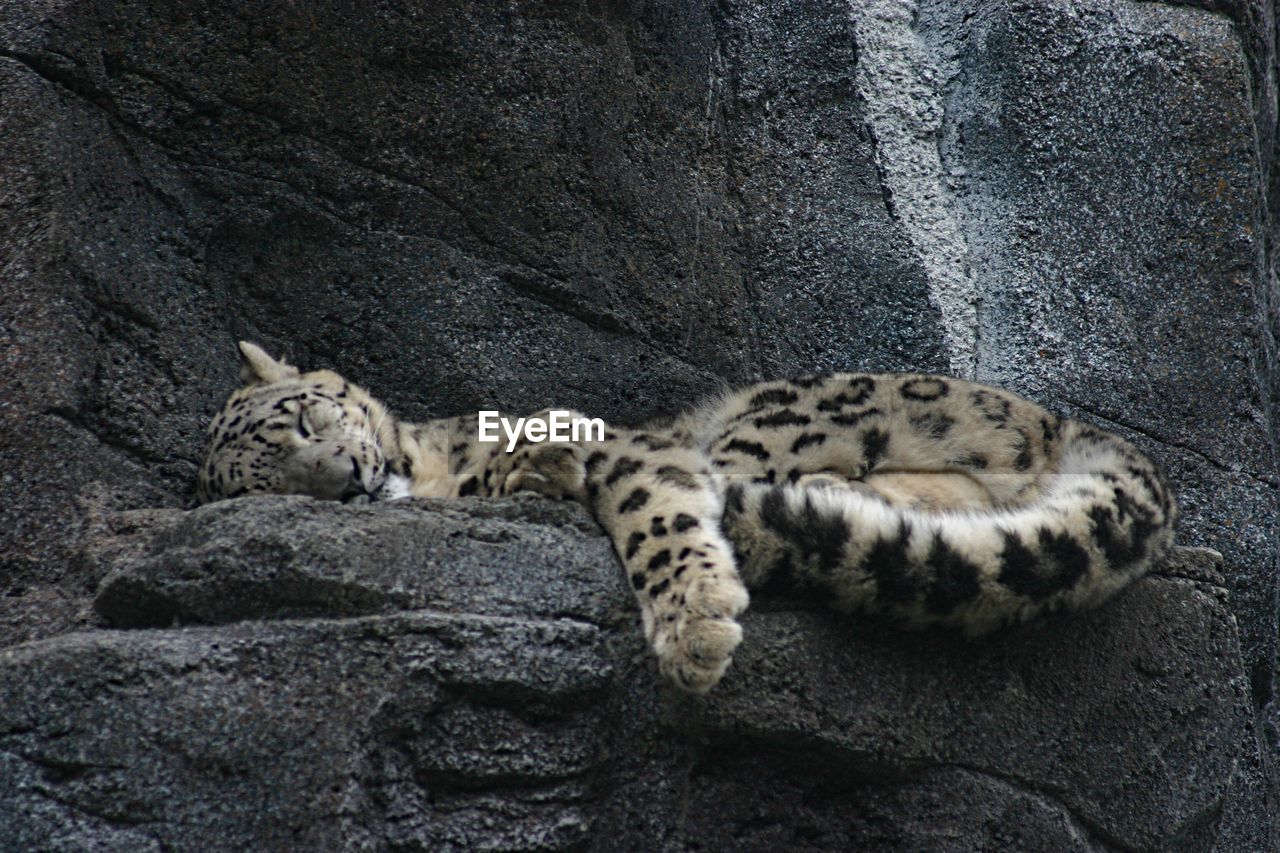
left=93, top=494, right=626, bottom=629
left=0, top=497, right=1253, bottom=850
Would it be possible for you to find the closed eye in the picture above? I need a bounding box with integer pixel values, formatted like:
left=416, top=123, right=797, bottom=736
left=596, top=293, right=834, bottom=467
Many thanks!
left=297, top=407, right=313, bottom=439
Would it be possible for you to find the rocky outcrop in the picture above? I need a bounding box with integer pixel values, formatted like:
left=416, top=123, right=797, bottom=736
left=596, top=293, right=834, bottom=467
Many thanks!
left=0, top=497, right=1252, bottom=850
left=2, top=0, right=1277, bottom=848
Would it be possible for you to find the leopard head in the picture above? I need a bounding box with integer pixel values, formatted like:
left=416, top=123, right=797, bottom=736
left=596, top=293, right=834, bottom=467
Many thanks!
left=197, top=342, right=406, bottom=504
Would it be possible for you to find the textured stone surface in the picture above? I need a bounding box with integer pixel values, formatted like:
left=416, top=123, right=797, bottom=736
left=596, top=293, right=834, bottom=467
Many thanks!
left=931, top=0, right=1280, bottom=695
left=0, top=613, right=617, bottom=852
left=92, top=495, right=624, bottom=629
left=1, top=0, right=1277, bottom=848
left=0, top=497, right=1255, bottom=850
left=917, top=6, right=1280, bottom=842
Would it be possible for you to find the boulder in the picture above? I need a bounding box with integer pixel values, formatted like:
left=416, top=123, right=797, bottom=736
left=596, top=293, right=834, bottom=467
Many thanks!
left=0, top=497, right=1255, bottom=850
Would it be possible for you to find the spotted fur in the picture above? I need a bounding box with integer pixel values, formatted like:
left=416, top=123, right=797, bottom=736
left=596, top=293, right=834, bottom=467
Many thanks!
left=200, top=344, right=1177, bottom=692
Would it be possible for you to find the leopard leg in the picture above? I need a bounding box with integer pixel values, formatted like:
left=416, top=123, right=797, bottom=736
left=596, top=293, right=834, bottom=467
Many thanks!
left=482, top=409, right=594, bottom=500
left=481, top=421, right=749, bottom=692
left=585, top=444, right=749, bottom=692
left=860, top=469, right=995, bottom=511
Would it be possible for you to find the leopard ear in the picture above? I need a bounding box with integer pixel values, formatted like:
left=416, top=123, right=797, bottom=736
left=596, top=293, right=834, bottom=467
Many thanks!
left=237, top=341, right=300, bottom=385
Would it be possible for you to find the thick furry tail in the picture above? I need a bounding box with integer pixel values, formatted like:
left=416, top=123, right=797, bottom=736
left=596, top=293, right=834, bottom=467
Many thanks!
left=720, top=420, right=1177, bottom=633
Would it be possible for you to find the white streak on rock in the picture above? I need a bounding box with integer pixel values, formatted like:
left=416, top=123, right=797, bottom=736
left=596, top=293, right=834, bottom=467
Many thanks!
left=849, top=0, right=976, bottom=377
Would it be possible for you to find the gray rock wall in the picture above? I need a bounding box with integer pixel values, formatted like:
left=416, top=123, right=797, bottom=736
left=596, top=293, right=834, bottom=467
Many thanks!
left=2, top=0, right=1277, bottom=849
left=0, top=499, right=1254, bottom=850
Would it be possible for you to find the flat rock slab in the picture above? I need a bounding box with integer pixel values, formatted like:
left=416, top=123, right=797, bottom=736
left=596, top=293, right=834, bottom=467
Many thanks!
left=707, top=571, right=1246, bottom=850
left=0, top=612, right=615, bottom=852
left=92, top=494, right=629, bottom=629
left=0, top=497, right=1256, bottom=850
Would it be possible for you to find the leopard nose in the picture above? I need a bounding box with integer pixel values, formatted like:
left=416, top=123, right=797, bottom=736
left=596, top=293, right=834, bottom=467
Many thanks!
left=337, top=458, right=363, bottom=499
left=340, top=461, right=370, bottom=504
left=342, top=455, right=385, bottom=500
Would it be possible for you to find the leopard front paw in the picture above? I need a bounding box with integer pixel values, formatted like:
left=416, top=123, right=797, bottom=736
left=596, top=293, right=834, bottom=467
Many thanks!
left=500, top=444, right=588, bottom=501
left=651, top=565, right=749, bottom=693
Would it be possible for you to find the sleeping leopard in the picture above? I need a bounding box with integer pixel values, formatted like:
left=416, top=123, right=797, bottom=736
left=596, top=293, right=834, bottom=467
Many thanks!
left=198, top=342, right=1176, bottom=692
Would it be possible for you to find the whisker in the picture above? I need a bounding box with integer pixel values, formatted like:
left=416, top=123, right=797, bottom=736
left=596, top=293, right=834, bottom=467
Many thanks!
left=368, top=405, right=388, bottom=445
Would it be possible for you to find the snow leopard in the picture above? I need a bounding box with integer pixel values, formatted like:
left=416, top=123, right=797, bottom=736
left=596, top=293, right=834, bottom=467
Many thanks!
left=198, top=342, right=1176, bottom=692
